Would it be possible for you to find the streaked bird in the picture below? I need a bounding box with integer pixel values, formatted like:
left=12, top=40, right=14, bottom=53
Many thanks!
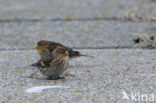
left=34, top=40, right=92, bottom=58
left=31, top=47, right=69, bottom=80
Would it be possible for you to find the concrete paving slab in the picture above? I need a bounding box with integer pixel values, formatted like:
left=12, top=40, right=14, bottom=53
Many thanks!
left=0, top=21, right=155, bottom=49
left=0, top=49, right=155, bottom=103
left=0, top=0, right=155, bottom=20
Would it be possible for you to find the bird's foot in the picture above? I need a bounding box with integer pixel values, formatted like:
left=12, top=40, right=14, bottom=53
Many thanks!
left=47, top=76, right=65, bottom=80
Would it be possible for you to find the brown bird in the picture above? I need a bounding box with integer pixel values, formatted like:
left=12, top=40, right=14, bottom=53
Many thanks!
left=31, top=47, right=69, bottom=80
left=34, top=40, right=92, bottom=58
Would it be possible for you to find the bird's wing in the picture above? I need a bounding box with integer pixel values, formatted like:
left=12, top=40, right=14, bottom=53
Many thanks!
left=48, top=42, right=66, bottom=52
left=48, top=41, right=93, bottom=58
left=30, top=57, right=54, bottom=68
left=48, top=41, right=71, bottom=52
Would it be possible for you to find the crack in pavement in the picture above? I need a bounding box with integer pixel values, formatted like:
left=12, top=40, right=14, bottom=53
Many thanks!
left=0, top=17, right=155, bottom=23
left=0, top=46, right=155, bottom=51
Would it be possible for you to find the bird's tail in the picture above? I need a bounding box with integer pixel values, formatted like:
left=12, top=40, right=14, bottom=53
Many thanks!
left=69, top=51, right=94, bottom=58
left=30, top=63, right=38, bottom=67
left=30, top=61, right=42, bottom=67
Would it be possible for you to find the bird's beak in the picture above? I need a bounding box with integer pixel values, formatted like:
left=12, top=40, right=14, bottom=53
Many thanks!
left=65, top=51, right=69, bottom=56
left=34, top=45, right=39, bottom=49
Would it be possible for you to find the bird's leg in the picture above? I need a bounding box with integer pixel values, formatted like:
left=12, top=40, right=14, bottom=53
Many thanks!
left=47, top=76, right=65, bottom=80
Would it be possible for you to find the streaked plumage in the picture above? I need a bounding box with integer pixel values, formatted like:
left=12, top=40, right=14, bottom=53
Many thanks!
left=34, top=40, right=91, bottom=58
left=31, top=47, right=69, bottom=80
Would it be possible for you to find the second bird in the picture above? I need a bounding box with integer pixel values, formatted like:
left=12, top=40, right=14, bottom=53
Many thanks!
left=34, top=40, right=91, bottom=58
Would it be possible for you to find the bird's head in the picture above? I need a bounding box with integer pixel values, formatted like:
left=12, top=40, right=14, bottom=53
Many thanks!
left=34, top=40, right=50, bottom=55
left=53, top=47, right=69, bottom=58
left=34, top=40, right=49, bottom=51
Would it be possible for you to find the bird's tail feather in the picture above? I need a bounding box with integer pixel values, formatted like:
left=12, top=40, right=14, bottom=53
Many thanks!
left=69, top=51, right=94, bottom=58
left=30, top=63, right=37, bottom=67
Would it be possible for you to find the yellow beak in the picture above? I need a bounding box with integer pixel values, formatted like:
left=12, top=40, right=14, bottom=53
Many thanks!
left=65, top=51, right=69, bottom=55
left=34, top=45, right=39, bottom=49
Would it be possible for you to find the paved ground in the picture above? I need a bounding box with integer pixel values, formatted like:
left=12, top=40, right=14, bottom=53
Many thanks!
left=0, top=49, right=155, bottom=103
left=0, top=21, right=155, bottom=49
left=0, top=0, right=155, bottom=20
left=0, top=0, right=156, bottom=103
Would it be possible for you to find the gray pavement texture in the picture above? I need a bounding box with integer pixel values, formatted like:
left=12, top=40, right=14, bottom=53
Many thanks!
left=0, top=49, right=156, bottom=103
left=0, top=0, right=155, bottom=20
left=0, top=0, right=156, bottom=103
left=0, top=21, right=155, bottom=49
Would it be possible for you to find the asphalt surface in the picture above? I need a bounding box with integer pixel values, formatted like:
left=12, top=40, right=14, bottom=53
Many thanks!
left=0, top=0, right=156, bottom=103
left=0, top=49, right=155, bottom=103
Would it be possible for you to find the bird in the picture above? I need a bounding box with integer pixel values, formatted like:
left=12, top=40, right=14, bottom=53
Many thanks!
left=34, top=40, right=92, bottom=58
left=31, top=47, right=69, bottom=80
